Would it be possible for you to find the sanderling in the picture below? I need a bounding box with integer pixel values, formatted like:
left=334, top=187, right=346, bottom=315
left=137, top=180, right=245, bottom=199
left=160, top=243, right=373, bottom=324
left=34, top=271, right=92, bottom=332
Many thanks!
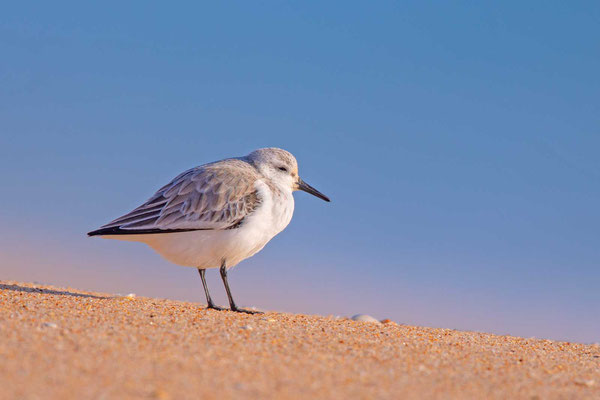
left=88, top=148, right=330, bottom=313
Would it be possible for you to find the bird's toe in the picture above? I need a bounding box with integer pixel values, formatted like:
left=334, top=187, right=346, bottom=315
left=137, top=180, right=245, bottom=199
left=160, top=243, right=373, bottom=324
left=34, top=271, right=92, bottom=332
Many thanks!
left=230, top=306, right=263, bottom=314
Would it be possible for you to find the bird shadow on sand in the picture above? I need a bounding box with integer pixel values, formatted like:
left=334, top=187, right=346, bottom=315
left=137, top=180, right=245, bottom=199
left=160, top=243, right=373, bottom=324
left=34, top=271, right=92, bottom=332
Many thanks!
left=0, top=283, right=109, bottom=299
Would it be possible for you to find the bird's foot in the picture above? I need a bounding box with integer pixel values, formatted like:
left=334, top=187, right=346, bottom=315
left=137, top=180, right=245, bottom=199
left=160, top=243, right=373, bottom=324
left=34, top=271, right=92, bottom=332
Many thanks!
left=230, top=306, right=263, bottom=314
left=206, top=304, right=227, bottom=311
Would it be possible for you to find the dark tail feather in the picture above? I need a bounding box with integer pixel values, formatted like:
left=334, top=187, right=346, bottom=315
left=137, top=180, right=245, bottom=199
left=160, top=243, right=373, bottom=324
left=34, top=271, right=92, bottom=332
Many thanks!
left=87, top=226, right=208, bottom=236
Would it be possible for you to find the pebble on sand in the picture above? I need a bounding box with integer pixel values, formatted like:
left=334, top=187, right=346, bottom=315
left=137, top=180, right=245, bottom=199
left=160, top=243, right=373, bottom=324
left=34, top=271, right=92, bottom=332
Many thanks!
left=351, top=314, right=380, bottom=323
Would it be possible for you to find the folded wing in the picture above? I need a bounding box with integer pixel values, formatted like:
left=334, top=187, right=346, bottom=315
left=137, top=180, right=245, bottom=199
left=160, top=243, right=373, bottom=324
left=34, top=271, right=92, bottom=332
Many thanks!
left=88, top=159, right=261, bottom=235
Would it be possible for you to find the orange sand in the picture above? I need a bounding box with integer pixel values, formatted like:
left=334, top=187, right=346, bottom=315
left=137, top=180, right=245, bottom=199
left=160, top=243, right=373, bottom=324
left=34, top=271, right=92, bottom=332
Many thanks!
left=0, top=280, right=598, bottom=399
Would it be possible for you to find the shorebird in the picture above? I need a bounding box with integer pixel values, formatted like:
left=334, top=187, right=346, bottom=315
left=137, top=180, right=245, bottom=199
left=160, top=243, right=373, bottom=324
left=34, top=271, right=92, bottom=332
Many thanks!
left=88, top=148, right=330, bottom=313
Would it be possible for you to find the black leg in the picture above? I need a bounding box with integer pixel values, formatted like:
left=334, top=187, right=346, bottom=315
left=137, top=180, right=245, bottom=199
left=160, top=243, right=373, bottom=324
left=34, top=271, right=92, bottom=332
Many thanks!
left=219, top=261, right=262, bottom=314
left=197, top=268, right=225, bottom=311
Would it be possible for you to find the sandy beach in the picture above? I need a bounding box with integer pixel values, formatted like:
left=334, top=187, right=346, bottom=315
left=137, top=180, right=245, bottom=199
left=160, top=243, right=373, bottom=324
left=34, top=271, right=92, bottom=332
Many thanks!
left=0, top=280, right=598, bottom=399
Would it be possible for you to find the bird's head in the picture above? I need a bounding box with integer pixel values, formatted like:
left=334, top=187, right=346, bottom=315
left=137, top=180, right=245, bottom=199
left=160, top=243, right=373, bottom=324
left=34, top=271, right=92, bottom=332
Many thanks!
left=247, top=148, right=330, bottom=202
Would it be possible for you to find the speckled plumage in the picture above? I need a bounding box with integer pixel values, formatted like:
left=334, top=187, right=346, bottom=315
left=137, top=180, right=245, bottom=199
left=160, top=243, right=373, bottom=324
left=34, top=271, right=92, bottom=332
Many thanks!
left=94, top=158, right=264, bottom=233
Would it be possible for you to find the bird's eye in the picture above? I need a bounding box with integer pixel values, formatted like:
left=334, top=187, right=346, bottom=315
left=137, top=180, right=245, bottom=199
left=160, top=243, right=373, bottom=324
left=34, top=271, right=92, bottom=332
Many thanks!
left=278, top=166, right=288, bottom=172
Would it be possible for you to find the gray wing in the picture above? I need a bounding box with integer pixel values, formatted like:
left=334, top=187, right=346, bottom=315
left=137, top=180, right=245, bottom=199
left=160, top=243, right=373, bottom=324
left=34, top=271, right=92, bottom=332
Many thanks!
left=89, top=159, right=261, bottom=235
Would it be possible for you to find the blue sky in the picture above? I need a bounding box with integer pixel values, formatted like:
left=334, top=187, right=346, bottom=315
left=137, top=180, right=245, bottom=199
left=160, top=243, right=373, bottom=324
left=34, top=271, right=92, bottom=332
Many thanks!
left=1, top=2, right=598, bottom=343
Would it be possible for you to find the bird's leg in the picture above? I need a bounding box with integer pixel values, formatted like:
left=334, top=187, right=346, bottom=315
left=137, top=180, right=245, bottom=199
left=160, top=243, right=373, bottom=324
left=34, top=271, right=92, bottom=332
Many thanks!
left=219, top=261, right=262, bottom=314
left=197, top=268, right=225, bottom=311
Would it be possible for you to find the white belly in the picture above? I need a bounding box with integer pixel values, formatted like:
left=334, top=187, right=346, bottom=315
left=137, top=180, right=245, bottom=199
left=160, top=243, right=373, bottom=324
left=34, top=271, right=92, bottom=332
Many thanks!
left=102, top=181, right=295, bottom=268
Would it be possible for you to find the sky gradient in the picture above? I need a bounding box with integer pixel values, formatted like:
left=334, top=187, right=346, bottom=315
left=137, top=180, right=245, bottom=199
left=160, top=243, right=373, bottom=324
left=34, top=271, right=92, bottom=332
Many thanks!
left=1, top=2, right=599, bottom=343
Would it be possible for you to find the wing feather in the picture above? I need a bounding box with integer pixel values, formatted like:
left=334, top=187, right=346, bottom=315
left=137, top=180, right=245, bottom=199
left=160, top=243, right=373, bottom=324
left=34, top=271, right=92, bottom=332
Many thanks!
left=88, top=159, right=262, bottom=235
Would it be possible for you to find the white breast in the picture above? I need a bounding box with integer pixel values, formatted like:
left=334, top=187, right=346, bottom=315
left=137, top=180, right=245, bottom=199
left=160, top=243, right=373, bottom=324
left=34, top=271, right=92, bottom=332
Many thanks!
left=225, top=179, right=294, bottom=265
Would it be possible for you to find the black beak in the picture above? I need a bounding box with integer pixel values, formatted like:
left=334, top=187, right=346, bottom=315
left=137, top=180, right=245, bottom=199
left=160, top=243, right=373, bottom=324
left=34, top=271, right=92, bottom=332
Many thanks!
left=297, top=178, right=330, bottom=202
